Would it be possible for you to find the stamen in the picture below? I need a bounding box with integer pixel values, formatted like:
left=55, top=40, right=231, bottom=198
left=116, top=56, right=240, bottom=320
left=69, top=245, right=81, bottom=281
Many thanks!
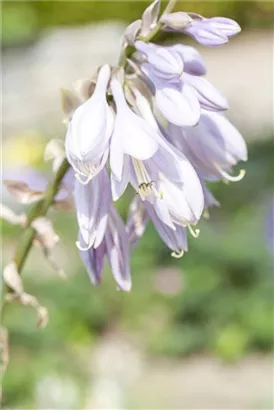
left=132, top=159, right=162, bottom=200
left=75, top=240, right=93, bottom=251
left=188, top=225, right=200, bottom=238
left=217, top=167, right=246, bottom=182
left=171, top=249, right=184, bottom=258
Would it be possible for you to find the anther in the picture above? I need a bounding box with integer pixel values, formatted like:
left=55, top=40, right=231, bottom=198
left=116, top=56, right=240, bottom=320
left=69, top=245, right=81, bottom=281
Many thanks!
left=188, top=225, right=200, bottom=238
left=171, top=249, right=185, bottom=258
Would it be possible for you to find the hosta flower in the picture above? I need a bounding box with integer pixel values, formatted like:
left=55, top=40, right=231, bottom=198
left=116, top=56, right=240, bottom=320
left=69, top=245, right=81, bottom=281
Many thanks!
left=79, top=205, right=131, bottom=291
left=65, top=64, right=113, bottom=184
left=74, top=169, right=111, bottom=251
left=162, top=12, right=241, bottom=46
left=168, top=110, right=247, bottom=182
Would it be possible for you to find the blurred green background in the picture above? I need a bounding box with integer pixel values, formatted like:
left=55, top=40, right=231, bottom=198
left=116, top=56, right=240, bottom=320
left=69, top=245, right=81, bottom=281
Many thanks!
left=2, top=0, right=274, bottom=47
left=1, top=1, right=274, bottom=409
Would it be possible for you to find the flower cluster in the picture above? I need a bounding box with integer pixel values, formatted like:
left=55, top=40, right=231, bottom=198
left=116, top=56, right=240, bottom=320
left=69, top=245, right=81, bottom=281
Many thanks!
left=63, top=0, right=247, bottom=291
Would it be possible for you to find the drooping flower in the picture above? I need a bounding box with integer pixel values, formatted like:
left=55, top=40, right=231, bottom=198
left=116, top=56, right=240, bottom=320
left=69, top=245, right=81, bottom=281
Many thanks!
left=65, top=64, right=114, bottom=184
left=168, top=110, right=247, bottom=182
left=74, top=169, right=111, bottom=251
left=79, top=205, right=131, bottom=291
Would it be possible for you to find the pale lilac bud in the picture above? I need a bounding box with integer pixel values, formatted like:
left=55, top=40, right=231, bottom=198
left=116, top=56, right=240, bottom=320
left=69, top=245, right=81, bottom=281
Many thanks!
left=183, top=14, right=241, bottom=47
left=123, top=19, right=142, bottom=46
left=74, top=169, right=111, bottom=251
left=110, top=77, right=159, bottom=181
left=65, top=64, right=114, bottom=184
left=140, top=0, right=160, bottom=37
left=135, top=41, right=184, bottom=82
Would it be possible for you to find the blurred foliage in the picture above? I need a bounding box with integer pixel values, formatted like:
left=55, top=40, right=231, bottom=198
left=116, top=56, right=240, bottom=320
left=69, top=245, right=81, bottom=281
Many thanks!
left=2, top=137, right=274, bottom=407
left=2, top=0, right=274, bottom=47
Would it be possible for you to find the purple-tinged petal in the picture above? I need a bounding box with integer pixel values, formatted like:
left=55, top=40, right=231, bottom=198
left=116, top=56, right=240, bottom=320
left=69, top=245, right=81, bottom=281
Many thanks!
left=105, top=206, right=132, bottom=291
left=168, top=44, right=206, bottom=76
left=207, top=17, right=241, bottom=38
left=168, top=110, right=247, bottom=180
left=78, top=233, right=106, bottom=285
left=74, top=169, right=111, bottom=250
left=146, top=201, right=188, bottom=254
left=135, top=41, right=184, bottom=82
left=183, top=73, right=228, bottom=111
left=184, top=20, right=228, bottom=47
left=145, top=68, right=200, bottom=127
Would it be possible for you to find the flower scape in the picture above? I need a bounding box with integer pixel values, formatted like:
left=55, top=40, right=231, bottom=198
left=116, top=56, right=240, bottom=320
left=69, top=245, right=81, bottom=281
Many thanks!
left=3, top=0, right=247, bottom=297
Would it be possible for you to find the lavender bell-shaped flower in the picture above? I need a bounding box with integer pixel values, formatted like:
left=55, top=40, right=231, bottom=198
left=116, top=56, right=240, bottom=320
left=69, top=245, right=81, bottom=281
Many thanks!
left=65, top=64, right=113, bottom=184
left=74, top=169, right=111, bottom=251
left=79, top=205, right=131, bottom=291
left=168, top=110, right=247, bottom=182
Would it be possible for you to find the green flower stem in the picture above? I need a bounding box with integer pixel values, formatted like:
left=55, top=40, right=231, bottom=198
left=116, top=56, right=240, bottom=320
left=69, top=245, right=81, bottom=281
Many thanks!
left=14, top=159, right=70, bottom=272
